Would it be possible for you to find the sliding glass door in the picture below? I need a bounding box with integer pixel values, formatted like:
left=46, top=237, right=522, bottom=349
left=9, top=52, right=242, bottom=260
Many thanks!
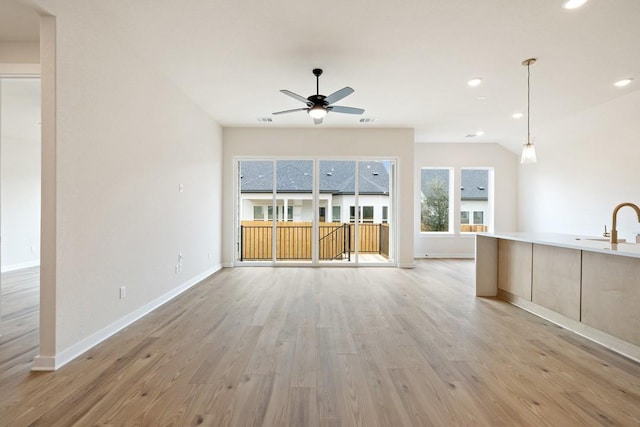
left=275, top=160, right=313, bottom=262
left=238, top=160, right=274, bottom=262
left=236, top=158, right=395, bottom=265
left=318, top=160, right=356, bottom=264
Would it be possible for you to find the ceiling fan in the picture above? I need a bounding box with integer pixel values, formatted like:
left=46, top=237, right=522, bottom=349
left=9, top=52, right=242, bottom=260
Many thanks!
left=273, top=68, right=365, bottom=125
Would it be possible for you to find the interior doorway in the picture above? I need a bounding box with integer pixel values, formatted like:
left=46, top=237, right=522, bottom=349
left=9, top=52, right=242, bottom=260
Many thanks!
left=0, top=77, right=42, bottom=336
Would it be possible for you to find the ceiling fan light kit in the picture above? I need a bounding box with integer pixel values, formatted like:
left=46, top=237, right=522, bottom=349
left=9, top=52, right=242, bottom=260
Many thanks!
left=308, top=104, right=327, bottom=119
left=273, top=68, right=365, bottom=125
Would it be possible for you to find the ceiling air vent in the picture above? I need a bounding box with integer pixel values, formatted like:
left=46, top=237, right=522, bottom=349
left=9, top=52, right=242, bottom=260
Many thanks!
left=359, top=117, right=375, bottom=123
left=257, top=117, right=273, bottom=123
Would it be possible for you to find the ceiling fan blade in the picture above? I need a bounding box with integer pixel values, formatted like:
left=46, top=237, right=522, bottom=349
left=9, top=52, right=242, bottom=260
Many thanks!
left=272, top=107, right=308, bottom=115
left=280, top=89, right=310, bottom=104
left=313, top=117, right=323, bottom=125
left=328, top=105, right=365, bottom=115
left=325, top=87, right=354, bottom=105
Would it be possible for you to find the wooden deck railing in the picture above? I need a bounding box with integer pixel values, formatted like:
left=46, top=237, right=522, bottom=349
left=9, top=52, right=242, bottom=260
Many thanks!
left=240, top=221, right=390, bottom=261
left=460, top=225, right=488, bottom=232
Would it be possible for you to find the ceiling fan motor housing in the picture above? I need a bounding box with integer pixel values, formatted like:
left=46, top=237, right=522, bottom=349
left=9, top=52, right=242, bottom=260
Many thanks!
left=307, top=94, right=327, bottom=107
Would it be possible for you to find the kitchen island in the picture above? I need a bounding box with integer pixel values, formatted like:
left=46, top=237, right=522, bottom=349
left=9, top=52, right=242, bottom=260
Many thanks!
left=476, top=232, right=640, bottom=362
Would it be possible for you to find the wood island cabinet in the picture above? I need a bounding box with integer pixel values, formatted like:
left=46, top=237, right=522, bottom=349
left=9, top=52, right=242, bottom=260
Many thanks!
left=476, top=233, right=640, bottom=362
left=532, top=244, right=581, bottom=321
left=581, top=251, right=640, bottom=346
left=497, top=240, right=532, bottom=300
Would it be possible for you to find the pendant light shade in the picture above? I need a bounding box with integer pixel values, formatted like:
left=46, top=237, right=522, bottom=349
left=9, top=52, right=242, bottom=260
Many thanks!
left=521, top=139, right=537, bottom=163
left=521, top=58, right=537, bottom=164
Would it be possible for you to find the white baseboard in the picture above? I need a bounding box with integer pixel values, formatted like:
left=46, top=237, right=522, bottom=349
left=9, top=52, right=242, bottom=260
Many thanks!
left=499, top=290, right=640, bottom=364
left=398, top=262, right=416, bottom=268
left=32, top=355, right=56, bottom=371
left=1, top=260, right=40, bottom=273
left=31, top=264, right=222, bottom=371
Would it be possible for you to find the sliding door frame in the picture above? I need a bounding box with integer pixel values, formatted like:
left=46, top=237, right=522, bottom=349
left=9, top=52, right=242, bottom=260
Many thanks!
left=233, top=155, right=397, bottom=267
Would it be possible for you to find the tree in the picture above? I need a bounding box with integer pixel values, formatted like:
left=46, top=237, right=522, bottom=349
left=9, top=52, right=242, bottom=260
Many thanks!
left=421, top=177, right=449, bottom=232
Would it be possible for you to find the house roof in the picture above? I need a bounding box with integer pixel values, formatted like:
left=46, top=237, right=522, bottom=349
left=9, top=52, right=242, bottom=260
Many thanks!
left=460, top=169, right=489, bottom=201
left=240, top=160, right=390, bottom=195
left=420, top=169, right=488, bottom=201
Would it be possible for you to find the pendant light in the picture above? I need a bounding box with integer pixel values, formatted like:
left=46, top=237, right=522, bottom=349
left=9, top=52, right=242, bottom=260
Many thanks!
left=521, top=58, right=537, bottom=164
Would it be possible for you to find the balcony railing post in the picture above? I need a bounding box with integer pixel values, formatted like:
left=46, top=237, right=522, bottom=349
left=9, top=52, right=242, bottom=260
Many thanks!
left=346, top=223, right=351, bottom=261
left=240, top=225, right=244, bottom=261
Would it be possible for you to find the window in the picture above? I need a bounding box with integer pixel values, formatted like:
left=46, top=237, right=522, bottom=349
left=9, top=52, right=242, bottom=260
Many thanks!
left=267, top=205, right=293, bottom=221
left=253, top=206, right=264, bottom=221
left=332, top=206, right=341, bottom=222
left=460, top=168, right=492, bottom=233
left=460, top=211, right=469, bottom=224
left=420, top=168, right=451, bottom=232
left=382, top=206, right=388, bottom=223
left=350, top=206, right=373, bottom=223
left=362, top=206, right=374, bottom=223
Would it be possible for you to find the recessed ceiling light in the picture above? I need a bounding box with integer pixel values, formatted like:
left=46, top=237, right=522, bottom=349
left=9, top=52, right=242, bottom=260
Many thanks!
left=562, top=0, right=588, bottom=9
left=475, top=130, right=485, bottom=136
left=614, top=78, right=633, bottom=87
left=477, top=96, right=487, bottom=101
left=512, top=112, right=524, bottom=119
left=468, top=78, right=483, bottom=87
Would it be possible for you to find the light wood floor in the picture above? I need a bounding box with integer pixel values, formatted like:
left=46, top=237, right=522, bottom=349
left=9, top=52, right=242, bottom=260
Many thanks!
left=1, top=261, right=639, bottom=426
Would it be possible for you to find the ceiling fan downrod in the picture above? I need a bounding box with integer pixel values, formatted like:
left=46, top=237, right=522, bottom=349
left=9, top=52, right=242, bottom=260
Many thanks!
left=313, top=68, right=322, bottom=96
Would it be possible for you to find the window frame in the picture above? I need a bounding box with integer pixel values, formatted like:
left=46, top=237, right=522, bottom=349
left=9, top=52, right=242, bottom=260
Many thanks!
left=419, top=167, right=453, bottom=234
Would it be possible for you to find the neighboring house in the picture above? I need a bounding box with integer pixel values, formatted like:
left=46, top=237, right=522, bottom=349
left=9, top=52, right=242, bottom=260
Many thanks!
left=240, top=160, right=390, bottom=223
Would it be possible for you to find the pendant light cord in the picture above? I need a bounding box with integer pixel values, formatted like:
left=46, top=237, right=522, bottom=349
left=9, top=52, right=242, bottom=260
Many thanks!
left=527, top=61, right=531, bottom=144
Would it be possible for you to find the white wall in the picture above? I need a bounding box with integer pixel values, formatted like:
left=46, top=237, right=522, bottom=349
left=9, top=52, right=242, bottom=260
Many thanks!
left=414, top=143, right=518, bottom=258
left=222, top=128, right=414, bottom=267
left=0, top=78, right=41, bottom=272
left=32, top=2, right=223, bottom=369
left=519, top=90, right=640, bottom=241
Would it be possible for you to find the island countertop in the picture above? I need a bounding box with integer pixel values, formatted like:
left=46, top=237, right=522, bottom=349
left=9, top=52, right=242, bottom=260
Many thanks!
left=477, top=231, right=640, bottom=259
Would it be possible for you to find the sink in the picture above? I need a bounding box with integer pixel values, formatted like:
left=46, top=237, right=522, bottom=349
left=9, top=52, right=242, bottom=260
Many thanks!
left=576, top=237, right=627, bottom=243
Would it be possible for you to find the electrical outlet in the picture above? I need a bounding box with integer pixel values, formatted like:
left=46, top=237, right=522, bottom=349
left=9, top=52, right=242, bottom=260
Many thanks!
left=119, top=286, right=126, bottom=299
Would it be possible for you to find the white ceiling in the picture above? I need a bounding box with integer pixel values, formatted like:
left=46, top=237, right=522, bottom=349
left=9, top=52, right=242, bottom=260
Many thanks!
left=3, top=0, right=640, bottom=152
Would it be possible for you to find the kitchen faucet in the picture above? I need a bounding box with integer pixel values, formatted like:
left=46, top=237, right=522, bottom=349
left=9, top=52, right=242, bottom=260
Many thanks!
left=610, top=202, right=640, bottom=244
